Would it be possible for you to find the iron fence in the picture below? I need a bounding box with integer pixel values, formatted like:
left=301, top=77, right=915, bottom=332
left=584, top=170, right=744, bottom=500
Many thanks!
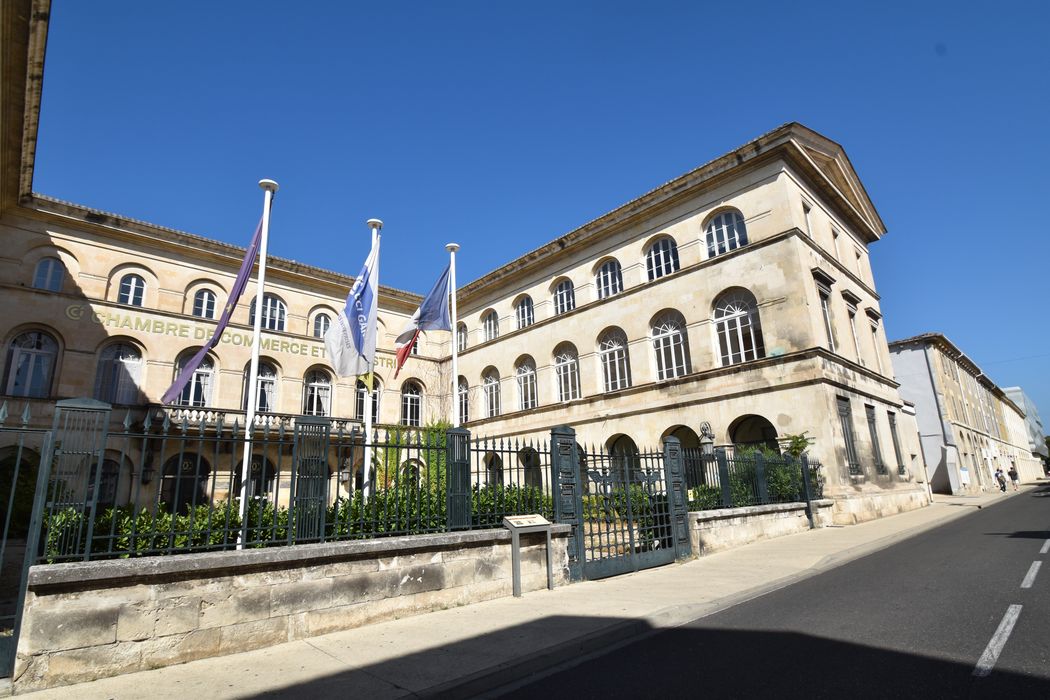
left=0, top=402, right=565, bottom=565
left=683, top=447, right=824, bottom=511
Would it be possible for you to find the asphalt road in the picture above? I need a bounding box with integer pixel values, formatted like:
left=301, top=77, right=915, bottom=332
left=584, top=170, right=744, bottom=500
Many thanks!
left=497, top=487, right=1050, bottom=699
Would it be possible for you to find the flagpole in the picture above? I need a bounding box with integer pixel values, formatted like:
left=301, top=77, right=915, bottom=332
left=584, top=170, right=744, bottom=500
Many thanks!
left=446, top=243, right=460, bottom=427
left=238, top=178, right=278, bottom=543
left=362, top=218, right=383, bottom=500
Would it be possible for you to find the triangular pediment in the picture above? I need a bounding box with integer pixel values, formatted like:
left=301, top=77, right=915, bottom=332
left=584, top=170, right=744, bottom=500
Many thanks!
left=793, top=134, right=886, bottom=238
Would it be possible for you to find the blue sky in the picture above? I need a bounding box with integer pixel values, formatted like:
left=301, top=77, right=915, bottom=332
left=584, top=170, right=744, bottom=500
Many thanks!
left=34, top=1, right=1050, bottom=418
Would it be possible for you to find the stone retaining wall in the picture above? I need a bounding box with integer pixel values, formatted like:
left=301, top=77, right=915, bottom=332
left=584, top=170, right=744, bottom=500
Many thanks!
left=689, top=500, right=836, bottom=555
left=830, top=486, right=931, bottom=525
left=14, top=527, right=570, bottom=693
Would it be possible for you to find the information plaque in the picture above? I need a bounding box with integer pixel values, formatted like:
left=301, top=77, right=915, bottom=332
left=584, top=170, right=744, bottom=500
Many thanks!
left=502, top=514, right=554, bottom=597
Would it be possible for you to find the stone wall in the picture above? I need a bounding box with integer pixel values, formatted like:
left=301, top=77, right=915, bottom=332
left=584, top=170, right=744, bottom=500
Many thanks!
left=14, top=527, right=569, bottom=693
left=688, top=500, right=836, bottom=555
left=830, top=486, right=931, bottom=526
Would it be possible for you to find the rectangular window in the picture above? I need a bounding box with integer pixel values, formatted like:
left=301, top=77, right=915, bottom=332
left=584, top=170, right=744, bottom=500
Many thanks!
left=866, top=405, right=887, bottom=475
left=838, top=397, right=861, bottom=476
left=819, top=289, right=835, bottom=352
left=802, top=202, right=813, bottom=237
left=887, top=411, right=905, bottom=475
left=869, top=323, right=884, bottom=374
left=831, top=229, right=841, bottom=260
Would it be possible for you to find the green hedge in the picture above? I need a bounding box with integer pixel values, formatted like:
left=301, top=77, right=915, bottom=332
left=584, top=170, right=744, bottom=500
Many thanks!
left=42, top=479, right=555, bottom=562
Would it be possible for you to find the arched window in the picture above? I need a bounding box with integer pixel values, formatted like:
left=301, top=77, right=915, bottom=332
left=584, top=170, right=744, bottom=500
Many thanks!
left=458, top=376, right=469, bottom=423
left=33, top=257, right=65, bottom=292
left=598, top=328, right=631, bottom=392
left=457, top=323, right=468, bottom=352
left=313, top=313, right=331, bottom=339
left=249, top=294, right=287, bottom=331
left=94, top=343, right=143, bottom=405
left=515, top=296, right=534, bottom=330
left=595, top=259, right=623, bottom=300
left=553, top=343, right=580, bottom=403
left=356, top=378, right=381, bottom=422
left=553, top=279, right=576, bottom=315
left=516, top=357, right=537, bottom=411
left=713, top=289, right=765, bottom=366
left=302, top=369, right=331, bottom=416
left=118, top=274, right=146, bottom=306
left=3, top=330, right=58, bottom=398
left=483, top=369, right=501, bottom=418
left=244, top=361, right=278, bottom=413
left=192, top=289, right=216, bottom=319
left=651, top=310, right=690, bottom=380
left=706, top=210, right=748, bottom=258
left=175, top=353, right=213, bottom=407
left=645, top=238, right=680, bottom=281
left=401, top=381, right=422, bottom=426
left=483, top=311, right=499, bottom=342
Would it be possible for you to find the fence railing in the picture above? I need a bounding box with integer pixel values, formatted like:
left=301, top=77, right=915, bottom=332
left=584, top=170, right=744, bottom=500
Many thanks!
left=0, top=403, right=566, bottom=565
left=683, top=447, right=824, bottom=511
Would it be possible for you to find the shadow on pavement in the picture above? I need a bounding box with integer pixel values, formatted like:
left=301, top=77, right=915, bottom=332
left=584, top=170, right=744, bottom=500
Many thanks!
left=981, top=530, right=1050, bottom=539
left=238, top=615, right=1050, bottom=700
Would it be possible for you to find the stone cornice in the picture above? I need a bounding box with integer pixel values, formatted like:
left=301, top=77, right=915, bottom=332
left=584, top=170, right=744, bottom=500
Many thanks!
left=457, top=123, right=886, bottom=306
left=887, top=332, right=1025, bottom=418
left=16, top=195, right=423, bottom=312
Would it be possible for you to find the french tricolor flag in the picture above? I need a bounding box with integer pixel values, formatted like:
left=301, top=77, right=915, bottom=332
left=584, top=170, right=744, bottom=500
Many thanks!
left=394, top=265, right=452, bottom=377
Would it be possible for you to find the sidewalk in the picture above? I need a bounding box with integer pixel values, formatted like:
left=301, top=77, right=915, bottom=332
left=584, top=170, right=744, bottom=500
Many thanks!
left=22, top=486, right=1039, bottom=699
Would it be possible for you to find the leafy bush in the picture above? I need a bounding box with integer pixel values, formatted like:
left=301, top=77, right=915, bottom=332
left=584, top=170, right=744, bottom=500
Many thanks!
left=688, top=485, right=722, bottom=510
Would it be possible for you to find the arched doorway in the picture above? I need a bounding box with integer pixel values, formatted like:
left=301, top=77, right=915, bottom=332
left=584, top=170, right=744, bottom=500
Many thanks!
left=518, top=447, right=543, bottom=489
left=728, top=415, right=778, bottom=453
left=606, top=434, right=640, bottom=483
left=160, top=453, right=212, bottom=514
left=484, top=453, right=503, bottom=486
left=232, top=456, right=277, bottom=501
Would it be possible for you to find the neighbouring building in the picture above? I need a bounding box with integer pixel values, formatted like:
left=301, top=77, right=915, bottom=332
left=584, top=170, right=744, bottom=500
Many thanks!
left=1, top=2, right=931, bottom=527
left=889, top=333, right=1042, bottom=494
left=1003, top=387, right=1047, bottom=462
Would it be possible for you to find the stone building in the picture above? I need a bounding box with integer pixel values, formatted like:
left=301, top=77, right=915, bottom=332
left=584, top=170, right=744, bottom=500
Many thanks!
left=1, top=1, right=931, bottom=523
left=889, top=333, right=1042, bottom=494
left=1003, top=387, right=1047, bottom=462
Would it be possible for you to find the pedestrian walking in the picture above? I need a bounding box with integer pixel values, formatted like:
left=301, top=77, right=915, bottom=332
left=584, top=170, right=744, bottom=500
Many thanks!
left=994, top=468, right=1007, bottom=493
left=1008, top=466, right=1020, bottom=491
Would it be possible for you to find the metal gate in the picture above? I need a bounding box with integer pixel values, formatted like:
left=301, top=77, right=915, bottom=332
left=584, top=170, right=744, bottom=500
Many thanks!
left=552, top=427, right=691, bottom=581
left=289, top=416, right=331, bottom=543
left=0, top=398, right=110, bottom=677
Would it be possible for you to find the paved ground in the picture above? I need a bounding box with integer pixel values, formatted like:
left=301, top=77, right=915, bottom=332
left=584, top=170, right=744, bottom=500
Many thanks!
left=500, top=484, right=1050, bottom=698
left=19, top=484, right=1045, bottom=698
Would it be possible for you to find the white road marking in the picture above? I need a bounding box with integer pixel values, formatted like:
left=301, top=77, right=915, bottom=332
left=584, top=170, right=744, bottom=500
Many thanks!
left=973, top=604, right=1022, bottom=678
left=1021, top=561, right=1042, bottom=589
left=1040, top=539, right=1050, bottom=555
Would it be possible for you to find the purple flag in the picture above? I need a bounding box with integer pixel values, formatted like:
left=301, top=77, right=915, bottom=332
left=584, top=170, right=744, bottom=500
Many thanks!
left=160, top=218, right=263, bottom=405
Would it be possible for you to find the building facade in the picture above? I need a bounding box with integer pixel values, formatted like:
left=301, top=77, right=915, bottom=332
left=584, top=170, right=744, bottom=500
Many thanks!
left=1003, top=387, right=1048, bottom=462
left=0, top=2, right=931, bottom=524
left=889, top=334, right=1041, bottom=494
